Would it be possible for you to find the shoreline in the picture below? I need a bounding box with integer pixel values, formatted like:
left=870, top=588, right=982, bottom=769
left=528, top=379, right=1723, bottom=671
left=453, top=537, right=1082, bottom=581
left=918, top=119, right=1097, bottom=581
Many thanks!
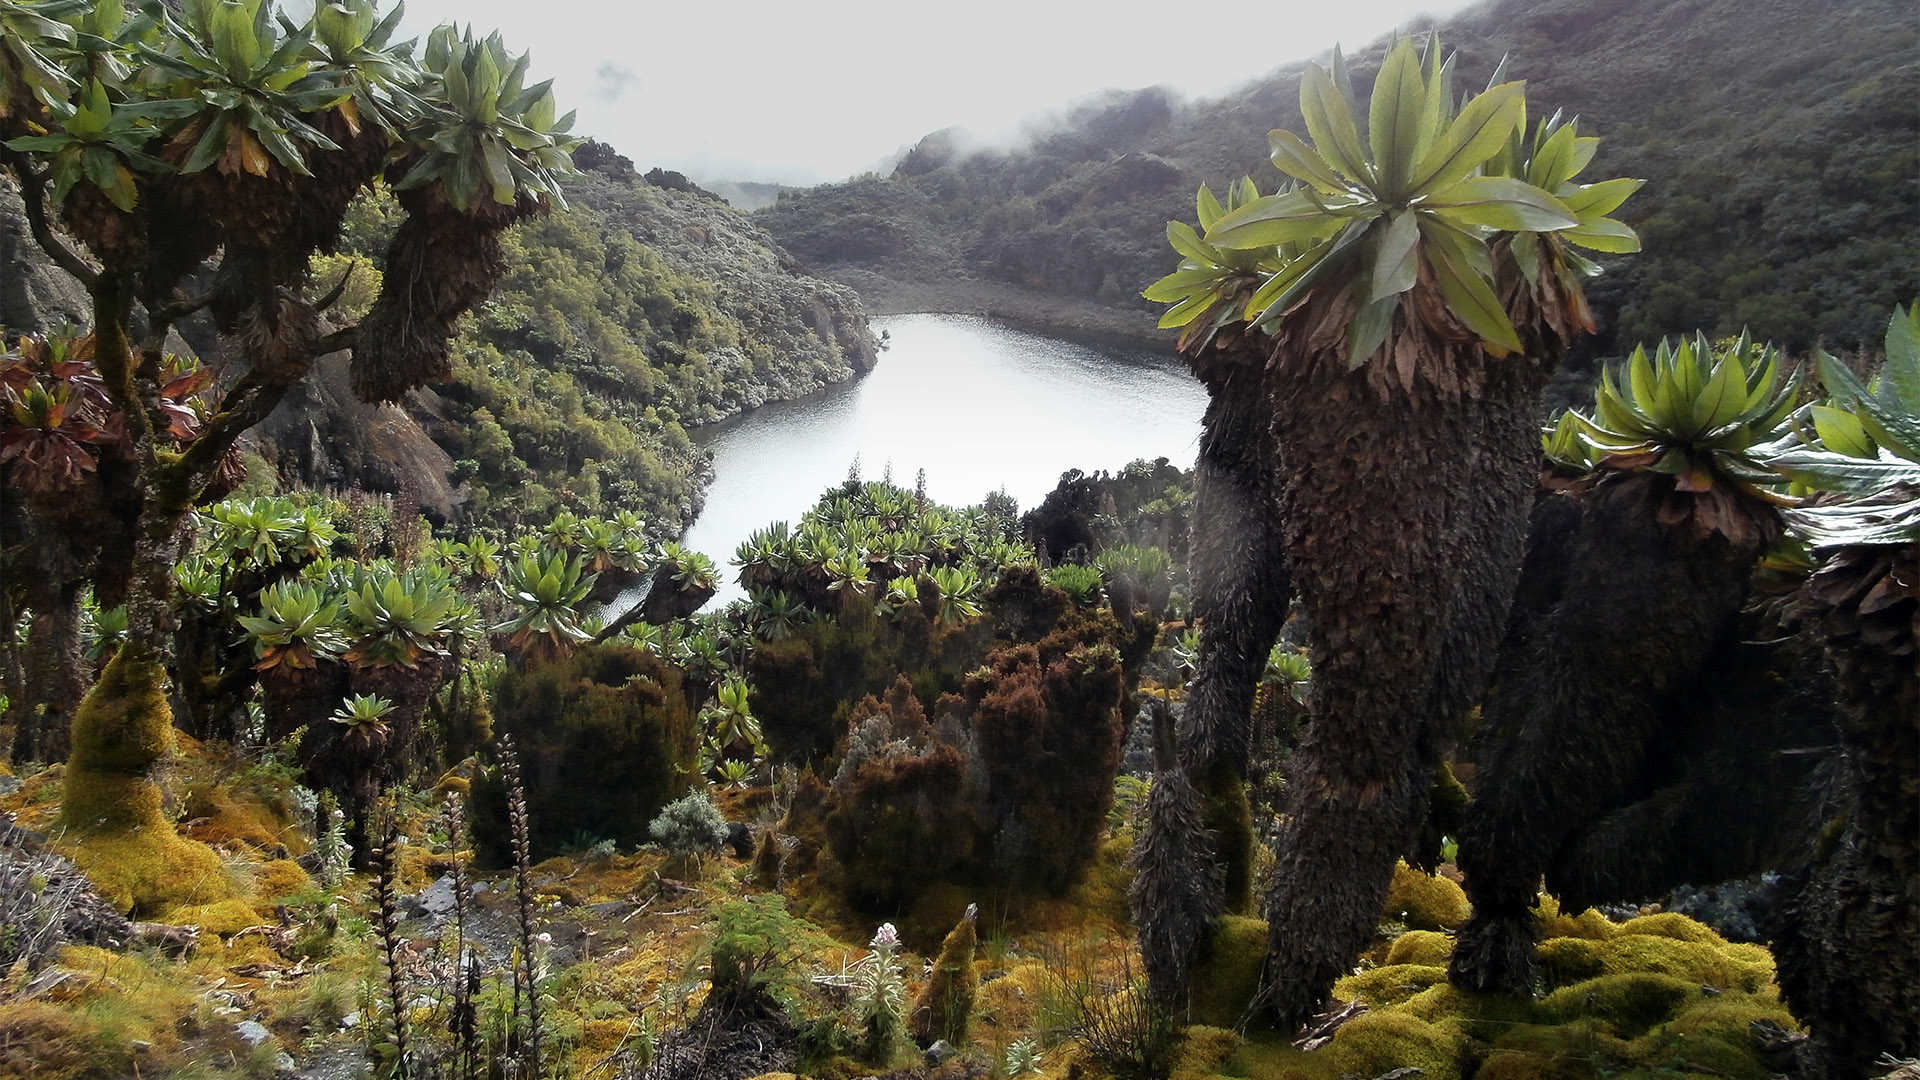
left=823, top=269, right=1179, bottom=354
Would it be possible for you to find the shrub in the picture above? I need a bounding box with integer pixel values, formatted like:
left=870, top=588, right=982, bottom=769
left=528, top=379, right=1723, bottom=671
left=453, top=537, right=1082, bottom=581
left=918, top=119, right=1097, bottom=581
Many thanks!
left=473, top=644, right=698, bottom=864
left=649, top=792, right=730, bottom=856
left=955, top=640, right=1127, bottom=892
left=1047, top=563, right=1104, bottom=606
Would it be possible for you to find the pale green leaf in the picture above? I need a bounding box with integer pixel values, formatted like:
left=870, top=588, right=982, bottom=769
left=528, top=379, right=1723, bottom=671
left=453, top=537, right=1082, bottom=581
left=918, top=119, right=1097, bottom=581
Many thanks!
left=1299, top=61, right=1373, bottom=185
left=1562, top=217, right=1641, bottom=252
left=1407, top=81, right=1525, bottom=195
left=1424, top=176, right=1578, bottom=232
left=1368, top=38, right=1428, bottom=194
left=1369, top=209, right=1420, bottom=302
left=1267, top=129, right=1347, bottom=194
left=1560, top=177, right=1643, bottom=218
left=1196, top=185, right=1225, bottom=230
left=1347, top=293, right=1396, bottom=368
left=1810, top=404, right=1876, bottom=458
left=1427, top=242, right=1520, bottom=353
left=1166, top=220, right=1221, bottom=265
left=1205, top=189, right=1340, bottom=250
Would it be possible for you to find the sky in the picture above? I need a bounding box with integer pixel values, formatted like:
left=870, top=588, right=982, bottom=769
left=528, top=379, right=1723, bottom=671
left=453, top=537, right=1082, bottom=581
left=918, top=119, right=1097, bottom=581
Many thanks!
left=379, top=0, right=1476, bottom=186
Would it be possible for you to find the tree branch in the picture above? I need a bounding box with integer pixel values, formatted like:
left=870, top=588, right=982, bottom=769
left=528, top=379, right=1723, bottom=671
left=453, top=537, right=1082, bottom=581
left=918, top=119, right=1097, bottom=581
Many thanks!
left=315, top=324, right=358, bottom=356
left=1, top=148, right=100, bottom=290
left=150, top=289, right=215, bottom=324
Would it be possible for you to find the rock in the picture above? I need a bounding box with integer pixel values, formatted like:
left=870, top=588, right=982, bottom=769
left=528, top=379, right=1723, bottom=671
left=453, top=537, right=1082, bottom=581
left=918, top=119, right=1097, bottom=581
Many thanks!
left=1, top=823, right=135, bottom=963
left=340, top=1012, right=360, bottom=1030
left=274, top=1051, right=297, bottom=1074
left=924, top=1040, right=959, bottom=1066
left=414, top=874, right=458, bottom=918
left=234, top=1020, right=273, bottom=1046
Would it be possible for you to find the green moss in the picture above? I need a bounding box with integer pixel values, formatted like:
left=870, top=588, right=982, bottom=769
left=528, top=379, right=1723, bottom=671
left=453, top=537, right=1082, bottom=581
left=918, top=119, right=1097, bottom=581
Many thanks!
left=56, top=652, right=237, bottom=915
left=1538, top=936, right=1608, bottom=987
left=1616, top=912, right=1728, bottom=944
left=1599, top=934, right=1774, bottom=992
left=1540, top=904, right=1619, bottom=942
left=1384, top=860, right=1471, bottom=931
left=1187, top=915, right=1266, bottom=1027
left=1195, top=758, right=1254, bottom=916
left=1334, top=964, right=1448, bottom=1008
left=1385, top=929, right=1455, bottom=967
left=1540, top=973, right=1701, bottom=1038
left=160, top=898, right=263, bottom=936
left=62, top=650, right=171, bottom=806
left=1323, top=1010, right=1463, bottom=1080
left=1170, top=1025, right=1240, bottom=1080
left=1626, top=997, right=1800, bottom=1080
left=909, top=910, right=977, bottom=1045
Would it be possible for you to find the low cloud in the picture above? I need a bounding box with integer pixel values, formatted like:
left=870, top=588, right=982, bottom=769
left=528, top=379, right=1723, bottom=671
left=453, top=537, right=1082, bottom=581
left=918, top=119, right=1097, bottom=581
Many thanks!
left=593, top=63, right=639, bottom=104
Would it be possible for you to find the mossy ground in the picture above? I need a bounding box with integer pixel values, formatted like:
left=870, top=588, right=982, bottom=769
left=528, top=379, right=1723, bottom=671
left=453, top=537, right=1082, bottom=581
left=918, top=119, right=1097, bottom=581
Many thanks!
left=2, top=762, right=1800, bottom=1080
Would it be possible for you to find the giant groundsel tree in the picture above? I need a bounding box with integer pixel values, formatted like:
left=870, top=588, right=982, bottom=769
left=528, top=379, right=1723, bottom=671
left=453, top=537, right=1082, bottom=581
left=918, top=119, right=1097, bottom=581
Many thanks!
left=0, top=0, right=577, bottom=865
left=1140, top=35, right=1639, bottom=1028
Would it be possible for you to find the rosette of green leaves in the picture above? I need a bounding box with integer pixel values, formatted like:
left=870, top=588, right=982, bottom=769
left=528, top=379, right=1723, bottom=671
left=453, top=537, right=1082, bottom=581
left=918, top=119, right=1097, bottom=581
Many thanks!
left=239, top=579, right=347, bottom=670
left=493, top=548, right=595, bottom=652
left=139, top=0, right=349, bottom=178
left=330, top=691, right=394, bottom=740
left=393, top=23, right=577, bottom=211
left=702, top=676, right=764, bottom=755
left=1197, top=37, right=1609, bottom=368
left=1773, top=303, right=1920, bottom=546
left=659, top=542, right=717, bottom=591
left=749, top=588, right=808, bottom=641
left=49, top=0, right=159, bottom=92
left=1144, top=177, right=1285, bottom=348
left=1571, top=331, right=1800, bottom=503
left=205, top=496, right=304, bottom=567
left=927, top=565, right=982, bottom=625
left=342, top=565, right=459, bottom=667
left=3, top=77, right=171, bottom=209
left=301, top=0, right=417, bottom=137
left=1488, top=108, right=1642, bottom=325
left=0, top=0, right=84, bottom=116
left=1540, top=409, right=1597, bottom=477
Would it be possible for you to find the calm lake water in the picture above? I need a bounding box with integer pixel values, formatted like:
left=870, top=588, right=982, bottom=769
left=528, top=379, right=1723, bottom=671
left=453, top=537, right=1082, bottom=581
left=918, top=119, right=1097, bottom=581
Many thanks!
left=681, top=313, right=1209, bottom=607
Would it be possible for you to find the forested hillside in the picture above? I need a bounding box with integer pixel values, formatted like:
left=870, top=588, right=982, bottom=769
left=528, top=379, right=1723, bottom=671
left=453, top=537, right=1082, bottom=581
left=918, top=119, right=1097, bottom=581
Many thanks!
left=1, top=148, right=878, bottom=532
left=761, top=0, right=1919, bottom=360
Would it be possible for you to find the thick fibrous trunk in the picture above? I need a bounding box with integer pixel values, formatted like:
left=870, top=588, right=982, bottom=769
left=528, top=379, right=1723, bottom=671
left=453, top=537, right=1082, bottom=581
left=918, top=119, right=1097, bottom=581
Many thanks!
left=1135, top=341, right=1289, bottom=995
left=1771, top=539, right=1918, bottom=1078
left=1181, top=376, right=1291, bottom=910
left=11, top=581, right=85, bottom=764
left=1259, top=335, right=1548, bottom=1033
left=1449, top=476, right=1766, bottom=995
left=1132, top=700, right=1224, bottom=1003
left=1541, top=635, right=1833, bottom=909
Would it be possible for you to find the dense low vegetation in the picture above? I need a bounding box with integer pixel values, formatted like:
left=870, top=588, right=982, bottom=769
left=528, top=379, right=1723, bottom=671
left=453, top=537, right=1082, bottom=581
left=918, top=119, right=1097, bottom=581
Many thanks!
left=271, top=149, right=878, bottom=531
left=0, top=2, right=1915, bottom=1080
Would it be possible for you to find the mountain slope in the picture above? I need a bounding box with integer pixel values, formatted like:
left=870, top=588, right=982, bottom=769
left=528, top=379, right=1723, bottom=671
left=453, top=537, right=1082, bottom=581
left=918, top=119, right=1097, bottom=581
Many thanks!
left=761, top=0, right=1919, bottom=358
left=1, top=157, right=879, bottom=531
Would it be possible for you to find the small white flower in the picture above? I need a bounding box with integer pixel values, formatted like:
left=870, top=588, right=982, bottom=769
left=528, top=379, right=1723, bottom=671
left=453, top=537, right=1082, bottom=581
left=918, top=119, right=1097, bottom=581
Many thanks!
left=870, top=923, right=899, bottom=950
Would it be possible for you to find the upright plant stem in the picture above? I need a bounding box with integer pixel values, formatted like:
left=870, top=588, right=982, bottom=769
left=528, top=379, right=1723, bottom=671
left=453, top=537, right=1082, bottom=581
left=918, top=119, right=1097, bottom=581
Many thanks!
left=502, top=737, right=543, bottom=1079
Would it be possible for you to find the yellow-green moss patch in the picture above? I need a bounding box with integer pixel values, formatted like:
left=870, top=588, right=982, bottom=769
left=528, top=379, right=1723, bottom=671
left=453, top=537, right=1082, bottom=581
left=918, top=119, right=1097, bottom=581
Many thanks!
left=1323, top=1010, right=1463, bottom=1080
left=1334, top=963, right=1448, bottom=1008
left=1540, top=972, right=1701, bottom=1037
left=1385, top=929, right=1455, bottom=967
left=1187, top=915, right=1267, bottom=1027
left=1384, top=860, right=1470, bottom=931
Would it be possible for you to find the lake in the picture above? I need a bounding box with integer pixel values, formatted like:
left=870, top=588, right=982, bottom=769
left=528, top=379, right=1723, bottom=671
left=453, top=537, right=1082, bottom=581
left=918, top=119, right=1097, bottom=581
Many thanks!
left=681, top=313, right=1210, bottom=607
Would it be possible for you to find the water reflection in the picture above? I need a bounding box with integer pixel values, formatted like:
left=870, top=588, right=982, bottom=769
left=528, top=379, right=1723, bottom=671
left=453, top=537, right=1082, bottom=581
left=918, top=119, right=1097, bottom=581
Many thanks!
left=681, top=314, right=1208, bottom=607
